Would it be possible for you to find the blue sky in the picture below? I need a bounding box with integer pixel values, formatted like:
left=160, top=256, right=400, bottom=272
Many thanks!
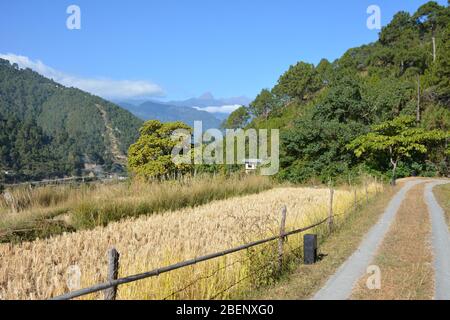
left=0, top=0, right=447, bottom=102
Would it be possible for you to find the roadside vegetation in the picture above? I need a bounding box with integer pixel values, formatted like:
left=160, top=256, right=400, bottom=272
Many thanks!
left=433, top=183, right=450, bottom=227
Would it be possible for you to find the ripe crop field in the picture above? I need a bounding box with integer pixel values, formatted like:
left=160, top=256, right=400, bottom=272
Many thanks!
left=0, top=182, right=381, bottom=300
left=0, top=175, right=273, bottom=242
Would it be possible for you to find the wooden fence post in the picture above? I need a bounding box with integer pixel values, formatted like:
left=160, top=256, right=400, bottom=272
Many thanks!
left=104, top=248, right=120, bottom=300
left=375, top=177, right=379, bottom=194
left=365, top=180, right=369, bottom=204
left=354, top=188, right=358, bottom=211
left=278, top=206, right=287, bottom=273
left=328, top=182, right=334, bottom=232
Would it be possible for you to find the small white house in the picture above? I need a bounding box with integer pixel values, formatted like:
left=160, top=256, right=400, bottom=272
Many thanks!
left=245, top=159, right=263, bottom=173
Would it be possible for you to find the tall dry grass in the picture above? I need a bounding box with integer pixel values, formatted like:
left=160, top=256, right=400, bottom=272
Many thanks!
left=0, top=185, right=72, bottom=213
left=0, top=180, right=382, bottom=300
left=0, top=175, right=273, bottom=238
left=70, top=175, right=274, bottom=229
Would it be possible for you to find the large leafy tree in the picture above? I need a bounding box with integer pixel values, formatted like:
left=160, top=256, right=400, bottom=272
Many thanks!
left=314, top=76, right=371, bottom=124
left=428, top=23, right=450, bottom=103
left=222, top=106, right=250, bottom=129
left=380, top=12, right=415, bottom=45
left=128, top=120, right=193, bottom=180
left=280, top=118, right=366, bottom=183
left=348, top=116, right=448, bottom=185
left=414, top=1, right=448, bottom=60
left=249, top=89, right=278, bottom=119
left=273, top=61, right=321, bottom=101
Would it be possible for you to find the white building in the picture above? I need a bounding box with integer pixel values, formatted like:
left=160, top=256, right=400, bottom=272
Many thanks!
left=245, top=159, right=263, bottom=173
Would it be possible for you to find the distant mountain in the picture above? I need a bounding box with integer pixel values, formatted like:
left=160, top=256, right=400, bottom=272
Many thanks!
left=0, top=58, right=143, bottom=182
left=168, top=92, right=251, bottom=108
left=118, top=100, right=223, bottom=130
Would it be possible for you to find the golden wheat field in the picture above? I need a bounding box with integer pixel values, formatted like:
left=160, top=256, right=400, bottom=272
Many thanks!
left=0, top=182, right=381, bottom=300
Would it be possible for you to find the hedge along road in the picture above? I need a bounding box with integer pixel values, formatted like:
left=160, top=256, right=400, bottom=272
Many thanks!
left=425, top=180, right=450, bottom=300
left=312, top=179, right=424, bottom=300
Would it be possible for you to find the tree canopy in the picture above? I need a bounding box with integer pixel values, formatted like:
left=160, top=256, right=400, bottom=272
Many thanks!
left=348, top=116, right=448, bottom=184
left=128, top=120, right=193, bottom=180
left=222, top=106, right=250, bottom=129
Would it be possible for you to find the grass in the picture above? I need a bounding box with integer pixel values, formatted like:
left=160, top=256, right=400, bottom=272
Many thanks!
left=433, top=183, right=450, bottom=228
left=69, top=175, right=274, bottom=230
left=0, top=180, right=381, bottom=300
left=0, top=175, right=273, bottom=243
left=351, top=183, right=434, bottom=300
left=248, top=182, right=398, bottom=300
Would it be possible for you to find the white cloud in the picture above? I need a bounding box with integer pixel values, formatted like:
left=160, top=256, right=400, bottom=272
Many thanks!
left=194, top=104, right=241, bottom=114
left=0, top=53, right=164, bottom=99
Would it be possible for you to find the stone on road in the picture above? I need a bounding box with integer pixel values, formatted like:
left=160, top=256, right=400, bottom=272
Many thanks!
left=313, top=180, right=423, bottom=300
left=425, top=181, right=450, bottom=300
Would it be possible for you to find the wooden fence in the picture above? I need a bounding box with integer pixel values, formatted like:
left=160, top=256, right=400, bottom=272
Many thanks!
left=51, top=183, right=379, bottom=300
left=2, top=175, right=130, bottom=188
left=3, top=176, right=97, bottom=188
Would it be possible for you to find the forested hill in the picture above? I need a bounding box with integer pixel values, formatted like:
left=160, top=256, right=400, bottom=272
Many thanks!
left=0, top=58, right=143, bottom=182
left=226, top=1, right=449, bottom=183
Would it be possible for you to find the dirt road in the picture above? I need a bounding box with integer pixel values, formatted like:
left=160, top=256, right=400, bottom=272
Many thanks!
left=313, top=179, right=449, bottom=300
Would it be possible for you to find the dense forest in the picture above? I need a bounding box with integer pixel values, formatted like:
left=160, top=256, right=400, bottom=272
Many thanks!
left=225, top=1, right=449, bottom=183
left=0, top=59, right=143, bottom=182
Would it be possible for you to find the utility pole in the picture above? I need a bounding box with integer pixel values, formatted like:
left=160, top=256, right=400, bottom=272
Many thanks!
left=417, top=75, right=421, bottom=123
left=432, top=36, right=436, bottom=63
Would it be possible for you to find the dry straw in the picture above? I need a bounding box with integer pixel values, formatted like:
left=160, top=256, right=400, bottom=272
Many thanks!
left=0, top=181, right=380, bottom=300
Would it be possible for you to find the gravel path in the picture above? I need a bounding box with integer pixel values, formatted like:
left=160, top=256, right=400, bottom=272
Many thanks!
left=425, top=181, right=450, bottom=300
left=312, top=180, right=423, bottom=300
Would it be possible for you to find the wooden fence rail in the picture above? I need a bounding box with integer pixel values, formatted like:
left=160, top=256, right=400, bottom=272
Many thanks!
left=3, top=176, right=98, bottom=188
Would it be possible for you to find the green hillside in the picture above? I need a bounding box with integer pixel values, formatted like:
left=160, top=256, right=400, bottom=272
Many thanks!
left=0, top=59, right=143, bottom=182
left=229, top=1, right=449, bottom=183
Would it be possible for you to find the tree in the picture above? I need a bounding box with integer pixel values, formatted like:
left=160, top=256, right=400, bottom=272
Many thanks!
left=380, top=12, right=414, bottom=46
left=128, top=120, right=193, bottom=180
left=348, top=116, right=448, bottom=185
left=414, top=1, right=447, bottom=62
left=222, top=106, right=250, bottom=129
left=314, top=76, right=370, bottom=124
left=431, top=24, right=450, bottom=103
left=249, top=89, right=278, bottom=119
left=280, top=117, right=366, bottom=183
left=316, top=58, right=334, bottom=86
left=272, top=61, right=321, bottom=101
